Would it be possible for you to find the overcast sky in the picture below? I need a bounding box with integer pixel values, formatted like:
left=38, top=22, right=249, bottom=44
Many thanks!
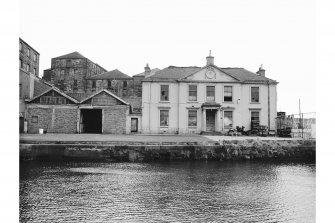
left=19, top=0, right=315, bottom=115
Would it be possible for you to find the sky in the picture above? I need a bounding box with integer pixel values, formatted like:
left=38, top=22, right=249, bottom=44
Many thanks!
left=19, top=0, right=315, bottom=115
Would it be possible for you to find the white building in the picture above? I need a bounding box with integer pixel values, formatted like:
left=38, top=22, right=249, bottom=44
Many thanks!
left=141, top=53, right=278, bottom=134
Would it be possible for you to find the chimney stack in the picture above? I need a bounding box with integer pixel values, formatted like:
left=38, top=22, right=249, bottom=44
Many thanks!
left=144, top=63, right=151, bottom=77
left=206, top=50, right=214, bottom=66
left=256, top=64, right=265, bottom=77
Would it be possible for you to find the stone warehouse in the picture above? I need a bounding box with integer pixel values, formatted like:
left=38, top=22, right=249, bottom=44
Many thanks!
left=42, top=52, right=107, bottom=93
left=26, top=88, right=141, bottom=134
left=141, top=52, right=278, bottom=134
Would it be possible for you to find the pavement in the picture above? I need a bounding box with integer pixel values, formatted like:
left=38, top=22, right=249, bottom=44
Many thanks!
left=19, top=133, right=297, bottom=144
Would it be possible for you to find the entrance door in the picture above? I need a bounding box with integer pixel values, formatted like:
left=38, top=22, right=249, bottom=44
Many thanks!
left=131, top=118, right=138, bottom=132
left=206, top=110, right=216, bottom=132
left=81, top=109, right=102, bottom=133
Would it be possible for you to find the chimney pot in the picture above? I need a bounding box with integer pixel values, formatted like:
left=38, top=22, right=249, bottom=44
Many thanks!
left=144, top=63, right=151, bottom=76
left=256, top=64, right=266, bottom=77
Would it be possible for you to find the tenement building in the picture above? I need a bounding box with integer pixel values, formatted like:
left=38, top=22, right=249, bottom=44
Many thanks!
left=19, top=38, right=51, bottom=132
left=141, top=52, right=278, bottom=134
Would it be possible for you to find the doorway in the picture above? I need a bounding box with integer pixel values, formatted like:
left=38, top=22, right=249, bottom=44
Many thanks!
left=80, top=109, right=102, bottom=133
left=206, top=110, right=216, bottom=132
left=131, top=118, right=138, bottom=132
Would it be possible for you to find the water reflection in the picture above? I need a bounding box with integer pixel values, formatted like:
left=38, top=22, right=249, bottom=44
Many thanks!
left=20, top=161, right=315, bottom=222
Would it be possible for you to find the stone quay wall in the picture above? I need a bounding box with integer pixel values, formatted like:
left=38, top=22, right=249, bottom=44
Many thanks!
left=20, top=139, right=315, bottom=162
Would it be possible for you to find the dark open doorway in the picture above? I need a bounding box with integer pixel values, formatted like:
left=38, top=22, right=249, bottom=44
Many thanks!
left=206, top=109, right=216, bottom=132
left=80, top=109, right=102, bottom=133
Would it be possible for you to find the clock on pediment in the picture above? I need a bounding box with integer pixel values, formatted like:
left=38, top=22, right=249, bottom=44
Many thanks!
left=205, top=68, right=216, bottom=79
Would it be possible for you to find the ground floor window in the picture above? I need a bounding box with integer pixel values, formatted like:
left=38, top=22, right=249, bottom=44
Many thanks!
left=160, top=110, right=169, bottom=127
left=224, top=111, right=233, bottom=129
left=188, top=110, right=197, bottom=127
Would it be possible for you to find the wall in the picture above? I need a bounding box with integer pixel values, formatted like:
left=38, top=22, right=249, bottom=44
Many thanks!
left=19, top=39, right=39, bottom=77
left=45, top=58, right=107, bottom=93
left=102, top=106, right=128, bottom=134
left=27, top=105, right=78, bottom=133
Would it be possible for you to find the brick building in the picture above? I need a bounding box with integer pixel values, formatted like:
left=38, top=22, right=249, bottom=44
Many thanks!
left=42, top=51, right=107, bottom=93
left=26, top=88, right=133, bottom=134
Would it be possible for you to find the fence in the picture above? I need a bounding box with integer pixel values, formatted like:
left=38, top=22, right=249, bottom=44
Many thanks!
left=276, top=112, right=316, bottom=139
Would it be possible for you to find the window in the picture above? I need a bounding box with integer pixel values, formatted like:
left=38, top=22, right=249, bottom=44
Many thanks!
left=160, top=85, right=169, bottom=101
left=123, top=81, right=127, bottom=90
left=33, top=68, right=36, bottom=75
left=92, top=81, right=96, bottom=89
left=224, top=111, right=233, bottom=129
left=188, top=85, right=197, bottom=101
left=188, top=110, right=197, bottom=127
left=206, top=86, right=215, bottom=101
left=251, top=87, right=259, bottom=103
left=108, top=80, right=112, bottom=88
left=26, top=64, right=30, bottom=72
left=27, top=49, right=30, bottom=57
left=41, top=96, right=66, bottom=104
left=33, top=53, right=37, bottom=61
left=20, top=42, right=23, bottom=52
left=160, top=110, right=169, bottom=127
left=19, top=84, right=22, bottom=98
left=20, top=59, right=23, bottom=69
left=32, top=116, right=38, bottom=123
left=224, top=86, right=233, bottom=102
left=73, top=80, right=78, bottom=90
left=66, top=60, right=71, bottom=67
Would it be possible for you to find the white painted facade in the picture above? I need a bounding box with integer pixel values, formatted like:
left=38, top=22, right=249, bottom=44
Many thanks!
left=141, top=59, right=277, bottom=134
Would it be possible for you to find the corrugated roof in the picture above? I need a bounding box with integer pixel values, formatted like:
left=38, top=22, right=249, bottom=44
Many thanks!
left=133, top=68, right=161, bottom=77
left=86, top=69, right=132, bottom=80
left=54, top=51, right=86, bottom=59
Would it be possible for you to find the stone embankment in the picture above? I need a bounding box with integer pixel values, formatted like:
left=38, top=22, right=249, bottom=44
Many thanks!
left=20, top=139, right=315, bottom=162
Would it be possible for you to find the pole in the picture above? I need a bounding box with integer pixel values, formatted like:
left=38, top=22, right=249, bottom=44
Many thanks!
left=299, top=99, right=302, bottom=138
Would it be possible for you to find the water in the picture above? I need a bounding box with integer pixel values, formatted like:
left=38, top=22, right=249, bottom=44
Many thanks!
left=20, top=161, right=315, bottom=222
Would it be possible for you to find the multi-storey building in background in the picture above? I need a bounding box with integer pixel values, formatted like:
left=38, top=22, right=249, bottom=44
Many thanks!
left=19, top=38, right=51, bottom=132
left=42, top=52, right=107, bottom=93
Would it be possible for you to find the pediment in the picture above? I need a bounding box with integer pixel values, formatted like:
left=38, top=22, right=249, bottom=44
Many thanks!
left=80, top=89, right=128, bottom=106
left=184, top=66, right=239, bottom=82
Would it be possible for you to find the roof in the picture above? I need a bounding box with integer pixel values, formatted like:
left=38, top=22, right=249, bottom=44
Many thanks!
left=221, top=68, right=277, bottom=84
left=33, top=78, right=52, bottom=97
left=28, top=87, right=79, bottom=103
left=54, top=51, right=86, bottom=59
left=86, top=69, right=131, bottom=80
left=144, top=65, right=277, bottom=84
left=19, top=38, right=40, bottom=55
left=133, top=68, right=161, bottom=77
left=145, top=66, right=201, bottom=81
left=80, top=89, right=129, bottom=105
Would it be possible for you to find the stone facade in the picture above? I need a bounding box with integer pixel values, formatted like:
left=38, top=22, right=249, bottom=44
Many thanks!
left=42, top=52, right=107, bottom=93
left=19, top=38, right=40, bottom=77
left=26, top=88, right=131, bottom=134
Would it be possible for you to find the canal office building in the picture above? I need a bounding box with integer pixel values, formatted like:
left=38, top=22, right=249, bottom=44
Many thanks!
left=141, top=52, right=278, bottom=134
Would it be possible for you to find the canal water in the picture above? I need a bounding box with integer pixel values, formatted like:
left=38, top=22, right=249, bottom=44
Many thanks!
left=20, top=161, right=315, bottom=223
